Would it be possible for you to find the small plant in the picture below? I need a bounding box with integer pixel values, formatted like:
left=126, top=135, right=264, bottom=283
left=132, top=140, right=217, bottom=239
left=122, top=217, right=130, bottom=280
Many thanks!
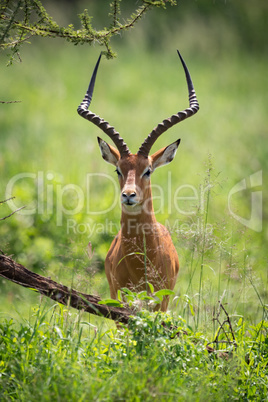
left=98, top=283, right=174, bottom=311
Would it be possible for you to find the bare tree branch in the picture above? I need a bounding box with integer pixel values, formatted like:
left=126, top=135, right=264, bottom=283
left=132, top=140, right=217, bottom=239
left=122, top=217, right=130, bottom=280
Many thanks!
left=0, top=254, right=226, bottom=356
left=0, top=206, right=26, bottom=221
left=0, top=198, right=26, bottom=221
left=0, top=100, right=21, bottom=104
left=0, top=254, right=132, bottom=323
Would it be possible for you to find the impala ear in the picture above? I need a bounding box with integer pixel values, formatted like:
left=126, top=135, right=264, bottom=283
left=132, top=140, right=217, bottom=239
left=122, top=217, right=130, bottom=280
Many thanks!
left=97, top=137, right=120, bottom=166
left=151, top=139, right=181, bottom=171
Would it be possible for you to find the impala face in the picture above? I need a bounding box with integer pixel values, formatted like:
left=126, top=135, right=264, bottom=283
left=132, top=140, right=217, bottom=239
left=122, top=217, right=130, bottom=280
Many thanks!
left=97, top=137, right=181, bottom=215
left=117, top=155, right=150, bottom=209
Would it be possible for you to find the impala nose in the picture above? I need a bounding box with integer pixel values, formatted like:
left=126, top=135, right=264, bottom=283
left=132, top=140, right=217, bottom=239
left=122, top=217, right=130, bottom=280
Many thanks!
left=122, top=191, right=137, bottom=205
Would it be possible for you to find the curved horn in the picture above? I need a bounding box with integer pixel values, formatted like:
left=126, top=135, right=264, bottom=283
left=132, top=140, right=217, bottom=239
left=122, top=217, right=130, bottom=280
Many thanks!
left=77, top=53, right=130, bottom=157
left=137, top=50, right=199, bottom=158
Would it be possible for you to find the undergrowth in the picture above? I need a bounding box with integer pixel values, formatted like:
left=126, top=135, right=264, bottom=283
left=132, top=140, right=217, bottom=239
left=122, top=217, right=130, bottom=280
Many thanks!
left=0, top=304, right=267, bottom=401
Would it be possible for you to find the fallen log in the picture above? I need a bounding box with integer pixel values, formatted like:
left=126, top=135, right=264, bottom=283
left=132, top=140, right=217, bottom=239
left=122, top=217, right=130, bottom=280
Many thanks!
left=0, top=253, right=231, bottom=357
left=0, top=254, right=132, bottom=324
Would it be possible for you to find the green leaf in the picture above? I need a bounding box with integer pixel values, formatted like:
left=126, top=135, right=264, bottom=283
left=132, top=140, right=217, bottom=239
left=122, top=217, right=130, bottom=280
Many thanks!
left=148, top=282, right=154, bottom=294
left=139, top=295, right=155, bottom=301
left=117, top=289, right=122, bottom=302
left=121, top=288, right=136, bottom=296
left=137, top=291, right=148, bottom=298
left=154, top=289, right=174, bottom=298
left=189, top=303, right=195, bottom=317
left=98, top=299, right=123, bottom=307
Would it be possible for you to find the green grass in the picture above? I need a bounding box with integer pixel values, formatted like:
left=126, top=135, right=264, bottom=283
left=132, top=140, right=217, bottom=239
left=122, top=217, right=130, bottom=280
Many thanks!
left=0, top=305, right=267, bottom=401
left=0, top=13, right=268, bottom=400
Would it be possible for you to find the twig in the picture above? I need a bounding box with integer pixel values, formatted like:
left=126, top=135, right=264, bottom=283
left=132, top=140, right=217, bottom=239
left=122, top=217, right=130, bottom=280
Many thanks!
left=1, top=197, right=15, bottom=204
left=0, top=100, right=21, bottom=104
left=206, top=301, right=237, bottom=356
left=0, top=206, right=26, bottom=221
left=219, top=302, right=236, bottom=344
left=104, top=4, right=151, bottom=37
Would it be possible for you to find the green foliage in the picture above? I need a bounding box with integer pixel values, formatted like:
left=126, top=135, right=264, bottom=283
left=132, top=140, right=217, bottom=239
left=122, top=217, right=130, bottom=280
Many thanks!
left=0, top=0, right=176, bottom=63
left=98, top=285, right=175, bottom=310
left=0, top=305, right=267, bottom=400
left=117, top=286, right=174, bottom=310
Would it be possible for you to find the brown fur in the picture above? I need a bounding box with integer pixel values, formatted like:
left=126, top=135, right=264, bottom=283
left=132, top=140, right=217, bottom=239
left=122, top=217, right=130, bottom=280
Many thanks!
left=99, top=145, right=180, bottom=311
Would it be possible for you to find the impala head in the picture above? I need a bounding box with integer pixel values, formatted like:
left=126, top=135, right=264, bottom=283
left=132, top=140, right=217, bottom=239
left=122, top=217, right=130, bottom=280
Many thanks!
left=97, top=136, right=181, bottom=214
left=77, top=51, right=199, bottom=214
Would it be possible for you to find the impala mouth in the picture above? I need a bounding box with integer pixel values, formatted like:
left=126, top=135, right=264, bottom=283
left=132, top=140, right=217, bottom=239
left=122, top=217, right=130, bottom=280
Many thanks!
left=121, top=199, right=138, bottom=207
left=121, top=198, right=142, bottom=214
left=122, top=202, right=143, bottom=216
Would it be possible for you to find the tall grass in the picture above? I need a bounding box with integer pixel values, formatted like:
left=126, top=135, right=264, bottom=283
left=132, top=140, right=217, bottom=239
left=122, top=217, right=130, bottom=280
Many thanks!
left=0, top=301, right=267, bottom=401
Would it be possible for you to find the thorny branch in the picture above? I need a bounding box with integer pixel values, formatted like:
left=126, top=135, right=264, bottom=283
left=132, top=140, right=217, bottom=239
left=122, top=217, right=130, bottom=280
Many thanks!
left=104, top=4, right=151, bottom=38
left=0, top=0, right=176, bottom=63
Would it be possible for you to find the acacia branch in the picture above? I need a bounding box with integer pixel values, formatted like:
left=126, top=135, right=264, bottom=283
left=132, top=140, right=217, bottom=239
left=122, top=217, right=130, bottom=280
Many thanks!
left=104, top=4, right=151, bottom=38
left=0, top=0, right=176, bottom=61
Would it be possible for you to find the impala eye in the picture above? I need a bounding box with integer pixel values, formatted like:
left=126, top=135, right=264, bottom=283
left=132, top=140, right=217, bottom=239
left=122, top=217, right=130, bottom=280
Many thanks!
left=143, top=168, right=152, bottom=178
left=115, top=168, right=122, bottom=177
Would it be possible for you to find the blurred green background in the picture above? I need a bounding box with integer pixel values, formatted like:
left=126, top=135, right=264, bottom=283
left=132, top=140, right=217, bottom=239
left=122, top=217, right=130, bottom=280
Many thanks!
left=0, top=0, right=267, bottom=325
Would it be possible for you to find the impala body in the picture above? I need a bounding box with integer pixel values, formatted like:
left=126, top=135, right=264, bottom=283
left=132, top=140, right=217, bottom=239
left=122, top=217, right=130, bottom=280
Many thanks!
left=78, top=51, right=199, bottom=311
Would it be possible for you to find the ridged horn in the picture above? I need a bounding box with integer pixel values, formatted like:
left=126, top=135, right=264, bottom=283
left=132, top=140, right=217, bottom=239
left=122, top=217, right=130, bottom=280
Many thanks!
left=137, top=50, right=199, bottom=158
left=77, top=53, right=130, bottom=157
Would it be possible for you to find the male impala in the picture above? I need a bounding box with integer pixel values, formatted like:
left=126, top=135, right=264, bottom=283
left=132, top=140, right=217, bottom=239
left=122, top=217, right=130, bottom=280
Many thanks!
left=78, top=51, right=199, bottom=311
